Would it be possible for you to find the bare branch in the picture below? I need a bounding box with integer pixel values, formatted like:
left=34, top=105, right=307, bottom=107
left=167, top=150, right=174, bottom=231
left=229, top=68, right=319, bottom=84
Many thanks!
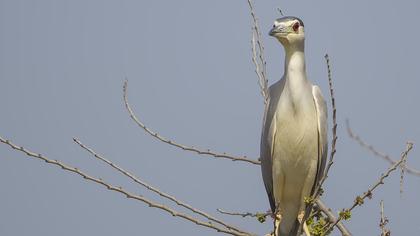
left=346, top=120, right=420, bottom=177
left=325, top=142, right=414, bottom=233
left=73, top=138, right=250, bottom=235
left=0, top=136, right=253, bottom=236
left=379, top=200, right=391, bottom=236
left=247, top=0, right=269, bottom=104
left=123, top=81, right=260, bottom=165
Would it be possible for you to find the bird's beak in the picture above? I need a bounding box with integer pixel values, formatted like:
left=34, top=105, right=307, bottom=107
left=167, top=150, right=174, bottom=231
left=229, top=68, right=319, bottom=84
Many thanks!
left=269, top=25, right=287, bottom=37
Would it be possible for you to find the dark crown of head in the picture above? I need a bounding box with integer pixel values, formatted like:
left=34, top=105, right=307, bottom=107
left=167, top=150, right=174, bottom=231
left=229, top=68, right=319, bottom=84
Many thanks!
left=275, top=16, right=304, bottom=27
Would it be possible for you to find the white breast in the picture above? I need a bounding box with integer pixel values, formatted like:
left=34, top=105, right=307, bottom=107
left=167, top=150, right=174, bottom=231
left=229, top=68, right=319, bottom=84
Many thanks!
left=270, top=82, right=319, bottom=234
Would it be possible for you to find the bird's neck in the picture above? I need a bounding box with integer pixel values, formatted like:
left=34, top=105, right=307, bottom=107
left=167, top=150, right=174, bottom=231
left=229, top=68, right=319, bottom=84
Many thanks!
left=284, top=44, right=306, bottom=81
left=283, top=43, right=310, bottom=103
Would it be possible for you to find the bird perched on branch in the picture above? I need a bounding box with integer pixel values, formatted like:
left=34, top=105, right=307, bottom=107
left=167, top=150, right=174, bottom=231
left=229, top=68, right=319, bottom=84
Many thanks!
left=260, top=16, right=328, bottom=236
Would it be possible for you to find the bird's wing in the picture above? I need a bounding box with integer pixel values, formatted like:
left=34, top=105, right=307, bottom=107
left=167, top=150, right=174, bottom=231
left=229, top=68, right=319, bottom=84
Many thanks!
left=311, top=85, right=328, bottom=194
left=260, top=79, right=285, bottom=212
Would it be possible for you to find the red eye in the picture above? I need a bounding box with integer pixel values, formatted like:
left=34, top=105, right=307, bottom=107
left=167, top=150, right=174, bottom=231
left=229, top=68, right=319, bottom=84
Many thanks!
left=293, top=22, right=300, bottom=32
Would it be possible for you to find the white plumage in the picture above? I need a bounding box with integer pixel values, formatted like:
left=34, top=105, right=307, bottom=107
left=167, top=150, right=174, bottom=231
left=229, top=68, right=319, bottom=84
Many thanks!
left=261, top=16, right=328, bottom=236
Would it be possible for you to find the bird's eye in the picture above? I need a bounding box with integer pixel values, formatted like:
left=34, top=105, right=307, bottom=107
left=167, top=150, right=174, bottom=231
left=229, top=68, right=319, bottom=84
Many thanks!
left=273, top=24, right=276, bottom=28
left=292, top=22, right=300, bottom=32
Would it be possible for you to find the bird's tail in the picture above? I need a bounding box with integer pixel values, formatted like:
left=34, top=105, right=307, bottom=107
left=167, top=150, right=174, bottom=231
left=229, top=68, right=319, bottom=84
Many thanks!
left=289, top=219, right=300, bottom=236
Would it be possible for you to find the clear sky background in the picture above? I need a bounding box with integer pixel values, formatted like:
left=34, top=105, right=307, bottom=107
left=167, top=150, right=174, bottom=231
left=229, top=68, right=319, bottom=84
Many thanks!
left=1, top=0, right=420, bottom=235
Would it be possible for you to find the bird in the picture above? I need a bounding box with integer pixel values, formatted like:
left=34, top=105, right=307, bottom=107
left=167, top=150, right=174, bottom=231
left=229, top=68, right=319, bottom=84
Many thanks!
left=260, top=16, right=328, bottom=236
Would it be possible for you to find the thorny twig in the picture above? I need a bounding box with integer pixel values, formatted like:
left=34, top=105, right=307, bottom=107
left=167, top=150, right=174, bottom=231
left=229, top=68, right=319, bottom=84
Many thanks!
left=73, top=138, right=249, bottom=235
left=0, top=136, right=253, bottom=236
left=314, top=54, right=338, bottom=197
left=324, top=142, right=413, bottom=234
left=123, top=81, right=260, bottom=165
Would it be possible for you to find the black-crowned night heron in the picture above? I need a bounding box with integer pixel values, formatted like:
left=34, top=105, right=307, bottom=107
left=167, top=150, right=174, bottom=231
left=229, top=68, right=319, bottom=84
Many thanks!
left=260, top=16, right=328, bottom=236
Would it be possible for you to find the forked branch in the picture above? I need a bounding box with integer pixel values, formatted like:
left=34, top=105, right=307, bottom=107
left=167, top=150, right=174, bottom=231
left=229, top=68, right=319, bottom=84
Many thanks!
left=0, top=136, right=253, bottom=236
left=73, top=138, right=250, bottom=235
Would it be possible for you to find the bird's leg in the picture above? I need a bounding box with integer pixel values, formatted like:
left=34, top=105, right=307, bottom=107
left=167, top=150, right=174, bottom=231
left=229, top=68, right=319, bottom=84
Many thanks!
left=273, top=208, right=283, bottom=236
left=298, top=211, right=311, bottom=236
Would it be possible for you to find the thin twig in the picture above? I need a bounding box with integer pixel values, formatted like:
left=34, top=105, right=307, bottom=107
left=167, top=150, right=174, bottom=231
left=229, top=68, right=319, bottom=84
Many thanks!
left=123, top=81, right=260, bottom=165
left=247, top=0, right=269, bottom=104
left=379, top=200, right=391, bottom=236
left=346, top=120, right=420, bottom=177
left=73, top=138, right=249, bottom=235
left=217, top=209, right=269, bottom=219
left=314, top=54, right=338, bottom=196
left=251, top=32, right=266, bottom=100
left=0, top=136, right=253, bottom=236
left=325, top=142, right=413, bottom=233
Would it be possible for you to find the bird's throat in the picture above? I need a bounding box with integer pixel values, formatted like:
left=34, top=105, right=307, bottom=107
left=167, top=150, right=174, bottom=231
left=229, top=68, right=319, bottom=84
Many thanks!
left=283, top=46, right=308, bottom=103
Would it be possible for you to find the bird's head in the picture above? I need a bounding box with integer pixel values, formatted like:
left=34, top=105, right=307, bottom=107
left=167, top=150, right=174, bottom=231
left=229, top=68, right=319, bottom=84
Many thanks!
left=269, top=16, right=305, bottom=47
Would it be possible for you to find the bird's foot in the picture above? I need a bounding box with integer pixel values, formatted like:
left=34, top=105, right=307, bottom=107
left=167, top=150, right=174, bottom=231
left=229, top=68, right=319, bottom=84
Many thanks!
left=274, top=211, right=282, bottom=236
left=298, top=211, right=311, bottom=236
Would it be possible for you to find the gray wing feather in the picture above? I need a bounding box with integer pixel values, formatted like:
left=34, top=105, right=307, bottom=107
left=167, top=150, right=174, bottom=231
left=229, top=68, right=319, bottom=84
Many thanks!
left=311, top=85, right=328, bottom=194
left=260, top=79, right=285, bottom=212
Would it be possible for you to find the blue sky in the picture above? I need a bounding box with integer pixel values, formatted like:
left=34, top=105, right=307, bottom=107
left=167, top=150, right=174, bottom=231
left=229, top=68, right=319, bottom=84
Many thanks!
left=1, top=0, right=420, bottom=235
